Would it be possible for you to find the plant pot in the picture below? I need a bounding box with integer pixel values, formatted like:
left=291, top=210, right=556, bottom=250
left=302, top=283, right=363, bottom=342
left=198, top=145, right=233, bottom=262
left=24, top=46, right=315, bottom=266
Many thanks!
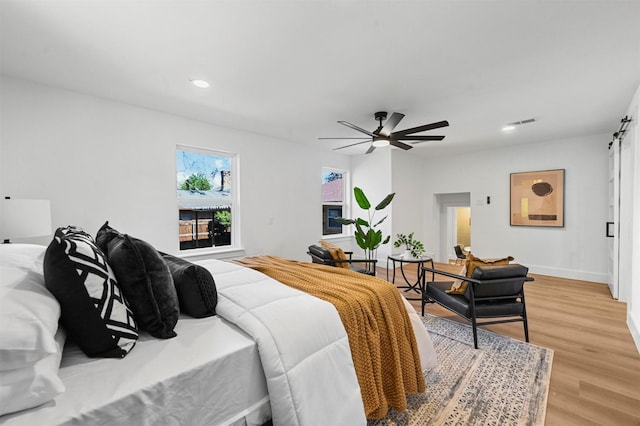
left=402, top=249, right=411, bottom=258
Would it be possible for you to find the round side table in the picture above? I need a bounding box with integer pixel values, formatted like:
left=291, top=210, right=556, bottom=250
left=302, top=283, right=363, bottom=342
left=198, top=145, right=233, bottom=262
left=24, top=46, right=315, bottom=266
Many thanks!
left=386, top=254, right=434, bottom=301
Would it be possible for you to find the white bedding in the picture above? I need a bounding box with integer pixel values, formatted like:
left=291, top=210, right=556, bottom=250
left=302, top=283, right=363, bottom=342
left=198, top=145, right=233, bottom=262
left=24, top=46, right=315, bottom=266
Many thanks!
left=401, top=296, right=438, bottom=370
left=0, top=316, right=270, bottom=426
left=1, top=257, right=437, bottom=426
left=201, top=259, right=367, bottom=426
left=201, top=259, right=437, bottom=425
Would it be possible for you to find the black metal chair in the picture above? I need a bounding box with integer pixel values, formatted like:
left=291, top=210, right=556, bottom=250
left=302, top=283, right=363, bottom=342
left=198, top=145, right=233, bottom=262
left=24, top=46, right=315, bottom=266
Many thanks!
left=422, top=264, right=533, bottom=348
left=307, top=245, right=377, bottom=276
left=454, top=245, right=466, bottom=265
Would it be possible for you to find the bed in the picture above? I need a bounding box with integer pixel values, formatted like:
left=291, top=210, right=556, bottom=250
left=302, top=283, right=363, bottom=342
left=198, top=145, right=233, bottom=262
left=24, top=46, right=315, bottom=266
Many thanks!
left=0, top=239, right=436, bottom=426
left=0, top=316, right=270, bottom=426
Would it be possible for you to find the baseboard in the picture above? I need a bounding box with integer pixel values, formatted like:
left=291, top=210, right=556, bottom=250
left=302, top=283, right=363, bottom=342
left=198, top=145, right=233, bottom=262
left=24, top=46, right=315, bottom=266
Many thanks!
left=527, top=264, right=607, bottom=284
left=628, top=311, right=640, bottom=354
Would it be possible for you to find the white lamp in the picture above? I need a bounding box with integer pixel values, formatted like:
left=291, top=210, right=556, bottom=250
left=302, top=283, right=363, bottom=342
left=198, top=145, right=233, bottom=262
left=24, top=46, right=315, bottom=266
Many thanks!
left=1, top=197, right=52, bottom=243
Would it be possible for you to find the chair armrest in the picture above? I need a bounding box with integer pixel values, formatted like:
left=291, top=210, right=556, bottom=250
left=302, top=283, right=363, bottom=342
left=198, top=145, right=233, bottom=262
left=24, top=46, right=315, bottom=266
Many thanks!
left=307, top=252, right=337, bottom=265
left=348, top=258, right=377, bottom=265
left=421, top=266, right=481, bottom=284
left=334, top=258, right=377, bottom=265
left=422, top=266, right=534, bottom=284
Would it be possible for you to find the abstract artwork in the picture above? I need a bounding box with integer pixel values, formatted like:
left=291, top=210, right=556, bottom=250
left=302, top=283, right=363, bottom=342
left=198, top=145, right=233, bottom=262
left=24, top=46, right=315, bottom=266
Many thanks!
left=510, top=169, right=564, bottom=227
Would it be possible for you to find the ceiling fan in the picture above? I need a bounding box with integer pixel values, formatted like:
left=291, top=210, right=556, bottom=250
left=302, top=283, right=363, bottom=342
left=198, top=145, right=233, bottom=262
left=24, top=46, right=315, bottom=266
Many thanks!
left=319, top=111, right=449, bottom=154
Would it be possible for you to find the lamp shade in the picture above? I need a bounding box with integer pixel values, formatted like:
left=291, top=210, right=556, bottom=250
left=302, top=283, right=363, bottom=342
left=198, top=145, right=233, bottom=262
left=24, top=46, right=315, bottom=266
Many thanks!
left=0, top=198, right=52, bottom=241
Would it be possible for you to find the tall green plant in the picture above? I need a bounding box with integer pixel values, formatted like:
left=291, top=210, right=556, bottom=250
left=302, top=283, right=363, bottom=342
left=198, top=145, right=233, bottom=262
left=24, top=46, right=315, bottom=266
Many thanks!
left=336, top=187, right=395, bottom=260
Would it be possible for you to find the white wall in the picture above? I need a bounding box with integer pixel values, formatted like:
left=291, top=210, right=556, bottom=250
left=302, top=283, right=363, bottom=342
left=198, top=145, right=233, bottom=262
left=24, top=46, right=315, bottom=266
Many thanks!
left=625, top=84, right=640, bottom=352
left=349, top=150, right=393, bottom=261
left=1, top=76, right=631, bottom=301
left=391, top=150, right=427, bottom=253
left=619, top=117, right=635, bottom=303
left=421, top=134, right=609, bottom=283
left=0, top=76, right=350, bottom=261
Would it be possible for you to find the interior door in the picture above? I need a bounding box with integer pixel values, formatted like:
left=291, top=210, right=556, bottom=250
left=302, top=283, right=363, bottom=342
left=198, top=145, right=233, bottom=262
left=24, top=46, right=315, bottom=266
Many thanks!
left=607, top=139, right=620, bottom=299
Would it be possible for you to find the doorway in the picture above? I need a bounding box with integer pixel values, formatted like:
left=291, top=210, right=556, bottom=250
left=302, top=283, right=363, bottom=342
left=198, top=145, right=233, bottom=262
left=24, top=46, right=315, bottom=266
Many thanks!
left=455, top=207, right=471, bottom=252
left=435, top=192, right=471, bottom=263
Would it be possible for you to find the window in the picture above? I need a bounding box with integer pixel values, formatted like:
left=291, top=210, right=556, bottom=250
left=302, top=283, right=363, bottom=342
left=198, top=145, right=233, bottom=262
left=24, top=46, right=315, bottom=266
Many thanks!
left=176, top=146, right=238, bottom=252
left=322, top=168, right=347, bottom=236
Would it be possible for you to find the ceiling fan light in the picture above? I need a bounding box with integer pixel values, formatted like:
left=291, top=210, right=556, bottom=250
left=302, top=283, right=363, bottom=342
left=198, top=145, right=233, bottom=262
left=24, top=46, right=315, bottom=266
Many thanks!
left=191, top=79, right=210, bottom=88
left=372, top=138, right=389, bottom=147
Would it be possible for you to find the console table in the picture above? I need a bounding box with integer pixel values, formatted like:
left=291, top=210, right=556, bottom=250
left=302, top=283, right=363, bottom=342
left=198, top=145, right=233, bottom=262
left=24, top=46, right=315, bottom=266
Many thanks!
left=387, top=254, right=434, bottom=301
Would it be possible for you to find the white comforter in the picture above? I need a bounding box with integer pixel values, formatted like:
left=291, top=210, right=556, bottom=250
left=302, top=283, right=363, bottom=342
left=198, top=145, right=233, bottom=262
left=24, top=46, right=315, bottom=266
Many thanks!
left=199, top=259, right=438, bottom=425
left=199, top=259, right=367, bottom=426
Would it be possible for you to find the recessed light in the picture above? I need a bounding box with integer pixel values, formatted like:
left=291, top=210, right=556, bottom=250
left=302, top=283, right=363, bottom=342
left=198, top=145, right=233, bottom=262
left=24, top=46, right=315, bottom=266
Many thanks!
left=502, top=125, right=515, bottom=131
left=191, top=79, right=210, bottom=88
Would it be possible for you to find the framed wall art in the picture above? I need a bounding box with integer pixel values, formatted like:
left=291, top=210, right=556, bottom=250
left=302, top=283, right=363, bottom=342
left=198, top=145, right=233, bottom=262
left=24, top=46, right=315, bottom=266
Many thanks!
left=510, top=169, right=565, bottom=227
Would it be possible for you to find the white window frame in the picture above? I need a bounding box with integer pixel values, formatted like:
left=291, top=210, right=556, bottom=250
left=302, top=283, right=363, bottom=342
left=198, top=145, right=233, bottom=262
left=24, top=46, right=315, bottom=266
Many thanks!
left=176, top=144, right=240, bottom=255
left=321, top=167, right=349, bottom=238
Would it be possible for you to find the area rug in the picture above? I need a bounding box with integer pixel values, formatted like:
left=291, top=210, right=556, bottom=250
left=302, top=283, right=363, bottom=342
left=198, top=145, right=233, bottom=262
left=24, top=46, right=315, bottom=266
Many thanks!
left=369, top=314, right=553, bottom=426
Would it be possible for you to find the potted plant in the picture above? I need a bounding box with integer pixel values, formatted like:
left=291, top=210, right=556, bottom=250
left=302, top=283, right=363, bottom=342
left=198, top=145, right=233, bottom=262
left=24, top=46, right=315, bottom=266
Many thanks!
left=393, top=232, right=425, bottom=259
left=336, top=187, right=395, bottom=262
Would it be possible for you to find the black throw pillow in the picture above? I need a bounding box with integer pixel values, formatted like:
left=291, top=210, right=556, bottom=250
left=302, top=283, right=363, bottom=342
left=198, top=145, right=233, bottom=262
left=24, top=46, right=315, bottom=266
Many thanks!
left=97, top=222, right=179, bottom=339
left=160, top=252, right=217, bottom=318
left=44, top=226, right=138, bottom=358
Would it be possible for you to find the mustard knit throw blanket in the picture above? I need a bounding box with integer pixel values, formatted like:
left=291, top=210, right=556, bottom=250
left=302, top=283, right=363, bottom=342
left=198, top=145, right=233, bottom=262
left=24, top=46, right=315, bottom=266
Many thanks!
left=235, top=256, right=425, bottom=419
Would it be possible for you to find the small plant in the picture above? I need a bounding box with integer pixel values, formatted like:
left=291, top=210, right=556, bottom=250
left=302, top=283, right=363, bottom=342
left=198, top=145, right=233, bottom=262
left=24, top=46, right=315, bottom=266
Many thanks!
left=394, top=232, right=425, bottom=258
left=336, top=187, right=395, bottom=261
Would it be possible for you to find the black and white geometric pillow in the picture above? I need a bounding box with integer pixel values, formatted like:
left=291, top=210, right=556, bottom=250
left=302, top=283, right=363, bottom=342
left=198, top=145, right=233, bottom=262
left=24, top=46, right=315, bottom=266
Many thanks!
left=44, top=226, right=138, bottom=358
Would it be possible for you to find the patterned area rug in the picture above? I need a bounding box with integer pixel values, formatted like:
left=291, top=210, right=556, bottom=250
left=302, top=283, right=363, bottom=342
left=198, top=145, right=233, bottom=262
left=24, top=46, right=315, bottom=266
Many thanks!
left=369, top=314, right=553, bottom=426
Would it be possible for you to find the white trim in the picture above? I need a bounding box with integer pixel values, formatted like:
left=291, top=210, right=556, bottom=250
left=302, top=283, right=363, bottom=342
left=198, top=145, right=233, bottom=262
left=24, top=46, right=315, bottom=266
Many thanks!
left=527, top=264, right=608, bottom=284
left=179, top=247, right=246, bottom=261
left=628, top=311, right=640, bottom=354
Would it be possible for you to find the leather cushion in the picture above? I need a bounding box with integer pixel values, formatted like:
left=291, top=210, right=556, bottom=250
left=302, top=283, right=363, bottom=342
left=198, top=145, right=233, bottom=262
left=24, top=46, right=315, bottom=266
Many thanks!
left=308, top=245, right=333, bottom=260
left=447, top=253, right=514, bottom=295
left=427, top=281, right=471, bottom=317
left=427, top=281, right=523, bottom=318
left=468, top=264, right=528, bottom=299
left=471, top=264, right=528, bottom=280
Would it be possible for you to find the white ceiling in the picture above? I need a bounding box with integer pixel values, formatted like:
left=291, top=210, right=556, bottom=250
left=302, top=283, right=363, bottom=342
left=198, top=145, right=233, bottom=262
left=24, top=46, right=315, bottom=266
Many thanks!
left=1, top=1, right=639, bottom=157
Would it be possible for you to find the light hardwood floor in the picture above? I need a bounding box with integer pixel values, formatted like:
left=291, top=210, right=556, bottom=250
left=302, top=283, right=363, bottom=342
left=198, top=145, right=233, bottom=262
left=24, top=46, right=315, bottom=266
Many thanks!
left=382, top=262, right=640, bottom=426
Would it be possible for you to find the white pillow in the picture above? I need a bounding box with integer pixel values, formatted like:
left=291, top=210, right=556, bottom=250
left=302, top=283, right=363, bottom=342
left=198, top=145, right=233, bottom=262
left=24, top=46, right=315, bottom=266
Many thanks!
left=0, top=244, right=61, bottom=370
left=0, top=327, right=66, bottom=415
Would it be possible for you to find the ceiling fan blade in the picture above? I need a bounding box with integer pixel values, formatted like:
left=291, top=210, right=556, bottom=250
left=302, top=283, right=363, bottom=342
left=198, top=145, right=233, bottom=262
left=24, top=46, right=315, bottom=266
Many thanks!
left=318, top=137, right=372, bottom=140
left=332, top=140, right=372, bottom=150
left=378, top=112, right=405, bottom=137
left=389, top=140, right=413, bottom=150
left=396, top=135, right=445, bottom=141
left=391, top=120, right=450, bottom=137
left=365, top=145, right=376, bottom=154
left=337, top=121, right=377, bottom=137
